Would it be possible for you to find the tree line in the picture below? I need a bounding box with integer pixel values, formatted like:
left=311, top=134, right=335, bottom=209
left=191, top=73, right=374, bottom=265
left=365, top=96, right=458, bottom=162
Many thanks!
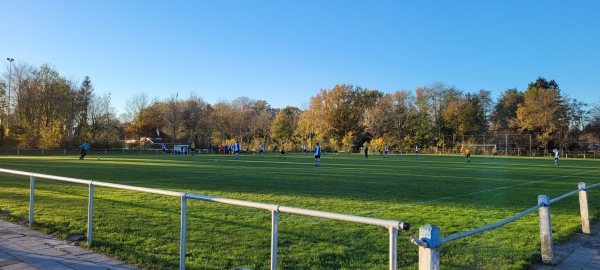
left=2, top=62, right=599, bottom=154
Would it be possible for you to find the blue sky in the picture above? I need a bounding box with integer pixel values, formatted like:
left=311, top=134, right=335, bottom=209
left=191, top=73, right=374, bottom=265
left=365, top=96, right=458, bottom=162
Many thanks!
left=2, top=0, right=599, bottom=115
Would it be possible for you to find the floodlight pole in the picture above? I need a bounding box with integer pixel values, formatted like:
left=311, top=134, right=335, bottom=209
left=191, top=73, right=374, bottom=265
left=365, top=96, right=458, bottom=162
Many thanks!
left=6, top=58, right=14, bottom=118
left=505, top=134, right=508, bottom=157
left=529, top=134, right=532, bottom=157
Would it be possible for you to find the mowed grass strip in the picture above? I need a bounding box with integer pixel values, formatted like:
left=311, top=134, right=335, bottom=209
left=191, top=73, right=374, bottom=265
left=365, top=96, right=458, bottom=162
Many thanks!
left=0, top=152, right=599, bottom=269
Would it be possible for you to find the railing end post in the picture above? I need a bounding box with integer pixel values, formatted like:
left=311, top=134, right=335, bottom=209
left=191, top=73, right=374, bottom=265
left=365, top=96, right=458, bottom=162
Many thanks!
left=578, top=183, right=591, bottom=234
left=538, top=194, right=553, bottom=264
left=418, top=224, right=440, bottom=270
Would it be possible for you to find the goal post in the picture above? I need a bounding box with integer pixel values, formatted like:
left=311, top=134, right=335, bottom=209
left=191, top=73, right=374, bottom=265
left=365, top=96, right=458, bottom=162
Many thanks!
left=462, top=144, right=497, bottom=155
left=451, top=133, right=533, bottom=157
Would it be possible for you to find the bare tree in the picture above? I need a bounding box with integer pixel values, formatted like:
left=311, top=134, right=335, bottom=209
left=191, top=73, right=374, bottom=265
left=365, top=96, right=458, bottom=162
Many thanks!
left=88, top=93, right=111, bottom=141
left=123, top=92, right=150, bottom=147
left=163, top=93, right=181, bottom=144
left=124, top=92, right=149, bottom=123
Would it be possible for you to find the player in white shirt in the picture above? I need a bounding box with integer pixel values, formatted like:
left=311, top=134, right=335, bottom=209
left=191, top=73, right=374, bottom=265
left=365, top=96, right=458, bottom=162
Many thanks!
left=259, top=142, right=264, bottom=158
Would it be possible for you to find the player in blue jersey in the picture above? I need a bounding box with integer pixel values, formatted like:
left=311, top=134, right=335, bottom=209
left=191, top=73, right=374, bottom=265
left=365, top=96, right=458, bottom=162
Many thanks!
left=314, top=143, right=322, bottom=167
left=79, top=141, right=90, bottom=160
left=234, top=141, right=241, bottom=159
left=384, top=145, right=390, bottom=159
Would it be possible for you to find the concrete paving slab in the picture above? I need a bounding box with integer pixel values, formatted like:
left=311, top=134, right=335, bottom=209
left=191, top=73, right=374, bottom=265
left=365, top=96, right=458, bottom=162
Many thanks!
left=0, top=219, right=141, bottom=270
left=532, top=220, right=600, bottom=270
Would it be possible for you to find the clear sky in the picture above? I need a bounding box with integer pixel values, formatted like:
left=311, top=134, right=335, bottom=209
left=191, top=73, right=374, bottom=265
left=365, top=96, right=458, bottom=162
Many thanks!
left=2, top=0, right=599, bottom=115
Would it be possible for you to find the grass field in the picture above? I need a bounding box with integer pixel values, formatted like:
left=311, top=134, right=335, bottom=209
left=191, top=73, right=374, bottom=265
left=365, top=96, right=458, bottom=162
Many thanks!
left=0, top=151, right=599, bottom=270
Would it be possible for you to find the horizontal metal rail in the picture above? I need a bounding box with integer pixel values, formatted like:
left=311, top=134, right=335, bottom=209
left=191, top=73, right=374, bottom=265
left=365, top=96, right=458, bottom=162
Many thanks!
left=440, top=204, right=542, bottom=245
left=1, top=168, right=91, bottom=185
left=185, top=194, right=279, bottom=211
left=414, top=181, right=599, bottom=269
left=1, top=167, right=407, bottom=230
left=278, top=205, right=409, bottom=230
left=411, top=181, right=600, bottom=249
left=92, top=181, right=184, bottom=197
left=550, top=189, right=580, bottom=203
left=587, top=182, right=600, bottom=189
left=1, top=168, right=409, bottom=270
left=0, top=168, right=183, bottom=197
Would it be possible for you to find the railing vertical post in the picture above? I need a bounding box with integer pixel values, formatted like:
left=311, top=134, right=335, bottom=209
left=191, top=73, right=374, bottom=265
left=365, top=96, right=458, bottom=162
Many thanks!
left=388, top=226, right=398, bottom=270
left=578, top=182, right=590, bottom=234
left=87, top=183, right=94, bottom=245
left=180, top=195, right=187, bottom=270
left=418, top=224, right=440, bottom=270
left=538, top=195, right=553, bottom=264
left=271, top=210, right=279, bottom=270
left=29, top=175, right=35, bottom=225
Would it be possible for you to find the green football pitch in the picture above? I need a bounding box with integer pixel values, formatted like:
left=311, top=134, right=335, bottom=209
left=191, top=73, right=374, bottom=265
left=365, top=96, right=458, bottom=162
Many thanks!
left=1, top=152, right=599, bottom=269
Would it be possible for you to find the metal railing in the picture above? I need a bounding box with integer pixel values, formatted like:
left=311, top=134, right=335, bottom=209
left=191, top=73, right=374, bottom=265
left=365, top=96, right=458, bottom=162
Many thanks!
left=411, top=181, right=600, bottom=269
left=2, top=148, right=600, bottom=159
left=0, top=168, right=409, bottom=270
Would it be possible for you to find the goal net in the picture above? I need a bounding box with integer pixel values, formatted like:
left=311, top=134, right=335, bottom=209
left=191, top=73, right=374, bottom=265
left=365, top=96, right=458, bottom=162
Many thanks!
left=461, top=144, right=497, bottom=155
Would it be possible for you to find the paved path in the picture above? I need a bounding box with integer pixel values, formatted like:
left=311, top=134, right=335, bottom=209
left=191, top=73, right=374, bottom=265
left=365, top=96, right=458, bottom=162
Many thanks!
left=532, top=220, right=600, bottom=270
left=0, top=219, right=141, bottom=270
